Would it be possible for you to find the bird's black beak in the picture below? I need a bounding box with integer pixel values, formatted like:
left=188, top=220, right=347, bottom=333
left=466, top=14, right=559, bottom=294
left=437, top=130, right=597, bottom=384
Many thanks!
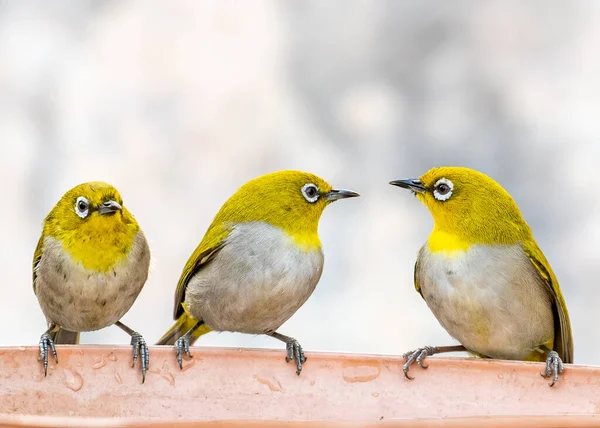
left=98, top=200, right=123, bottom=215
left=324, top=189, right=360, bottom=202
left=389, top=178, right=427, bottom=193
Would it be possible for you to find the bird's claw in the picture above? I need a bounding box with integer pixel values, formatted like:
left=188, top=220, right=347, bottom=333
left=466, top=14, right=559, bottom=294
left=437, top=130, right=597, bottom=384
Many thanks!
left=38, top=333, right=58, bottom=376
left=284, top=339, right=306, bottom=375
left=541, top=350, right=564, bottom=387
left=402, top=346, right=436, bottom=380
left=130, top=332, right=149, bottom=383
left=175, top=335, right=193, bottom=370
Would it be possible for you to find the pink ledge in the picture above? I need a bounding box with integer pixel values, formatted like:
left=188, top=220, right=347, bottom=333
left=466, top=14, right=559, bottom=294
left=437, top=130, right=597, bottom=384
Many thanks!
left=0, top=346, right=599, bottom=427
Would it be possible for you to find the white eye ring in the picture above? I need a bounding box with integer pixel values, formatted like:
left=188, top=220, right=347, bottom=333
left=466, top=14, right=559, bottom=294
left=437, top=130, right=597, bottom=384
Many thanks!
left=75, top=196, right=90, bottom=218
left=433, top=178, right=453, bottom=201
left=301, top=183, right=320, bottom=203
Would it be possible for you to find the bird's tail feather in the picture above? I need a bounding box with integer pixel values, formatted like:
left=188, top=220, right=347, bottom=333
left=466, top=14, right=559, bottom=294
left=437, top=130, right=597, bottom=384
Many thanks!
left=156, top=312, right=211, bottom=346
left=50, top=328, right=80, bottom=344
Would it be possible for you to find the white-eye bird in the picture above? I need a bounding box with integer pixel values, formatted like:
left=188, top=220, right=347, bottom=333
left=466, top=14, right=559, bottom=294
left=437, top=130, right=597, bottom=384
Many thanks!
left=157, top=170, right=359, bottom=374
left=390, top=167, right=573, bottom=386
left=33, top=182, right=151, bottom=382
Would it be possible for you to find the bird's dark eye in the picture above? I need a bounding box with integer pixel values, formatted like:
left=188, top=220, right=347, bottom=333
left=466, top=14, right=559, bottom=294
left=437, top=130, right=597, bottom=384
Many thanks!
left=301, top=183, right=320, bottom=203
left=75, top=196, right=90, bottom=218
left=436, top=183, right=450, bottom=195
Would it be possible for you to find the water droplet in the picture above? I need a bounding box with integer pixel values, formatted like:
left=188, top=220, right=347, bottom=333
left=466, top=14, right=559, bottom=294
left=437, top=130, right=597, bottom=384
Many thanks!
left=92, top=355, right=107, bottom=370
left=161, top=372, right=175, bottom=386
left=256, top=376, right=283, bottom=392
left=372, top=392, right=379, bottom=398
left=154, top=361, right=175, bottom=386
left=310, top=380, right=315, bottom=386
left=64, top=368, right=84, bottom=392
left=108, top=353, right=117, bottom=362
left=181, top=358, right=196, bottom=372
left=342, top=363, right=381, bottom=383
left=498, top=374, right=504, bottom=379
left=17, top=347, right=26, bottom=352
left=4, top=354, right=20, bottom=370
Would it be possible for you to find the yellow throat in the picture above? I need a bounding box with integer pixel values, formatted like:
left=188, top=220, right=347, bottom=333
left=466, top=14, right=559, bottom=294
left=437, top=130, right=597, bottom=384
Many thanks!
left=41, top=182, right=139, bottom=272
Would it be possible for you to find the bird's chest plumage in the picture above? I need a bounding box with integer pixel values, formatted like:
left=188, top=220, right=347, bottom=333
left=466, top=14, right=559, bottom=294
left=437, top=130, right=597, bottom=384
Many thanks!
left=417, top=243, right=554, bottom=360
left=34, top=233, right=150, bottom=332
left=185, top=222, right=324, bottom=334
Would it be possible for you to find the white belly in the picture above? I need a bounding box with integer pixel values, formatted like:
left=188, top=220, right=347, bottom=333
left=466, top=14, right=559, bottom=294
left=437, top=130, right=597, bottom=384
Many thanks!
left=185, top=222, right=324, bottom=334
left=35, top=233, right=150, bottom=332
left=417, top=243, right=554, bottom=360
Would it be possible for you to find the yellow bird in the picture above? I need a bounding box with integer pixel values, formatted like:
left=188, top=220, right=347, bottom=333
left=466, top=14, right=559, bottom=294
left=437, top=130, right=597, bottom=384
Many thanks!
left=157, top=170, right=359, bottom=374
left=33, top=182, right=151, bottom=382
left=390, top=167, right=573, bottom=386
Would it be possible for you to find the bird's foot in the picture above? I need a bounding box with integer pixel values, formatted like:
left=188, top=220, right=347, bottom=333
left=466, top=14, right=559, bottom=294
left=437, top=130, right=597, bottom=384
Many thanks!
left=284, top=338, right=306, bottom=375
left=175, top=335, right=193, bottom=370
left=130, top=332, right=149, bottom=383
left=541, top=350, right=564, bottom=387
left=38, top=332, right=58, bottom=376
left=269, top=332, right=307, bottom=375
left=402, top=346, right=437, bottom=380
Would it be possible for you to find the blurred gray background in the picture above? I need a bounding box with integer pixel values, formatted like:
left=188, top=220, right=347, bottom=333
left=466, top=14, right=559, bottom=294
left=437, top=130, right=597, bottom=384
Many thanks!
left=1, top=0, right=599, bottom=365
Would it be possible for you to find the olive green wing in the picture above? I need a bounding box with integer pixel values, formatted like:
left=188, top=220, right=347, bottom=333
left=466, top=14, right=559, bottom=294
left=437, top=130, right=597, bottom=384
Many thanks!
left=172, top=226, right=229, bottom=319
left=413, top=249, right=424, bottom=299
left=32, top=234, right=45, bottom=295
left=523, top=240, right=574, bottom=363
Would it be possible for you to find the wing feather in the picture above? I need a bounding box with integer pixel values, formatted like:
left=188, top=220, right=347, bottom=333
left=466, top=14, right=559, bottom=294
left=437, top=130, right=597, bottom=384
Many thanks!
left=413, top=247, right=425, bottom=299
left=32, top=235, right=44, bottom=295
left=172, top=225, right=230, bottom=319
left=523, top=241, right=574, bottom=363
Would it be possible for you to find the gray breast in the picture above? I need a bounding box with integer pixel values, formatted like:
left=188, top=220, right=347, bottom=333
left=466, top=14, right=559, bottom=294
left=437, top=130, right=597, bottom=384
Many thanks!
left=417, top=243, right=554, bottom=360
left=184, top=222, right=324, bottom=334
left=34, top=232, right=150, bottom=332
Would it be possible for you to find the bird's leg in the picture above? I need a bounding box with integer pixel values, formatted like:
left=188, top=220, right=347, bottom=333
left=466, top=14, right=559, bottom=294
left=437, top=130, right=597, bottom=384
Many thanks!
left=174, top=321, right=204, bottom=370
left=402, top=344, right=466, bottom=380
left=269, top=332, right=306, bottom=375
left=39, top=323, right=59, bottom=376
left=115, top=321, right=149, bottom=383
left=541, top=350, right=564, bottom=387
